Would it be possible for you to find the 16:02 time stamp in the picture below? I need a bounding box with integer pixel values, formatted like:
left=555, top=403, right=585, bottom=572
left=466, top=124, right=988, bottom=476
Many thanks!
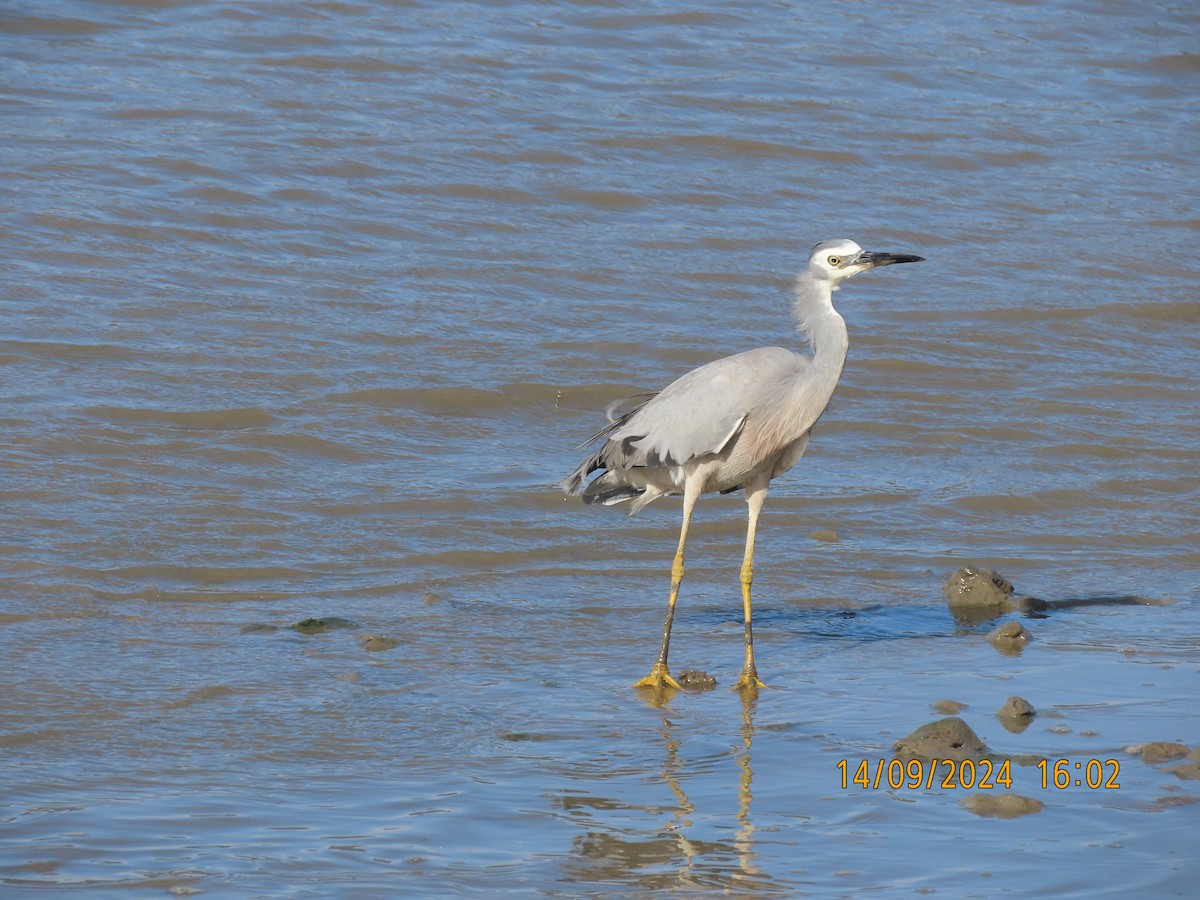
left=837, top=757, right=1121, bottom=790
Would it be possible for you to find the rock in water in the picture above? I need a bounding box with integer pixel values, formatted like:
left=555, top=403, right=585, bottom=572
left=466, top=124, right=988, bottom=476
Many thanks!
left=943, top=566, right=1015, bottom=608
left=894, top=717, right=989, bottom=761
left=997, top=696, right=1036, bottom=719
left=989, top=620, right=1032, bottom=653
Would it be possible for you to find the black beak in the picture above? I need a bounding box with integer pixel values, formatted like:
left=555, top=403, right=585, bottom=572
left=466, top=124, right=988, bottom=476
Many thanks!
left=859, top=251, right=925, bottom=268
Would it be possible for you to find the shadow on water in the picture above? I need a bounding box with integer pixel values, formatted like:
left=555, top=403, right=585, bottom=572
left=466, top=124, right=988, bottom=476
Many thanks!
left=689, top=603, right=960, bottom=643
left=685, top=592, right=1168, bottom=639
left=949, top=593, right=1163, bottom=628
left=1017, top=593, right=1160, bottom=616
left=552, top=692, right=788, bottom=894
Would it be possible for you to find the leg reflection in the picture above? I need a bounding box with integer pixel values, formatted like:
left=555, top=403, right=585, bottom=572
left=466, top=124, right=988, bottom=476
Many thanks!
left=733, top=687, right=762, bottom=878
left=557, top=694, right=777, bottom=892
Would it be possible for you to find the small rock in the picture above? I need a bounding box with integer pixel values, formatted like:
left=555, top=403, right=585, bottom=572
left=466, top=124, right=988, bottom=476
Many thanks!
left=961, top=793, right=1044, bottom=818
left=1166, top=763, right=1200, bottom=781
left=677, top=669, right=717, bottom=691
left=943, top=566, right=1015, bottom=608
left=996, top=696, right=1036, bottom=733
left=998, top=696, right=1036, bottom=719
left=1133, top=741, right=1190, bottom=763
left=894, top=717, right=989, bottom=761
left=292, top=617, right=357, bottom=634
left=989, top=620, right=1031, bottom=654
left=932, top=699, right=968, bottom=715
left=361, top=635, right=398, bottom=652
left=808, top=528, right=840, bottom=542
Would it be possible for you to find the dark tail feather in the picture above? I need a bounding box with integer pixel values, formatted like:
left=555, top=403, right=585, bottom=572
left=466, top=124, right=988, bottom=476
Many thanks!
left=561, top=450, right=601, bottom=496
left=561, top=470, right=584, bottom=495
left=563, top=392, right=656, bottom=497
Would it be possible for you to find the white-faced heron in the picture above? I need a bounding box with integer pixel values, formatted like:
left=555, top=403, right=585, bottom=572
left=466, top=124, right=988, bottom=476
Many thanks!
left=563, top=239, right=924, bottom=691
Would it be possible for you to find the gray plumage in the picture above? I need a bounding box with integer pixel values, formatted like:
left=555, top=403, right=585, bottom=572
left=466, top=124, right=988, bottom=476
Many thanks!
left=562, top=238, right=924, bottom=691
left=564, top=239, right=922, bottom=511
left=566, top=347, right=808, bottom=510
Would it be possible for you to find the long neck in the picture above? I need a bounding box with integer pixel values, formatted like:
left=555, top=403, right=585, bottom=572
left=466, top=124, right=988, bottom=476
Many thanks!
left=793, top=273, right=849, bottom=374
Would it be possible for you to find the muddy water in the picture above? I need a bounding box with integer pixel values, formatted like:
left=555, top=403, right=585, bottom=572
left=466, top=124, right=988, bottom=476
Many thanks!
left=3, top=0, right=1198, bottom=895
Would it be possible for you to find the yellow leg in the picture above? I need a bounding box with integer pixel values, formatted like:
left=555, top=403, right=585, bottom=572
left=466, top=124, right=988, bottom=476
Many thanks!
left=633, top=482, right=700, bottom=692
left=733, top=484, right=767, bottom=691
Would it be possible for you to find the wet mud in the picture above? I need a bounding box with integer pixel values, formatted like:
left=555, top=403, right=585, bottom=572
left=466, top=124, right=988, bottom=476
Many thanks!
left=961, top=794, right=1044, bottom=819
left=1166, top=762, right=1200, bottom=781
left=1129, top=743, right=1200, bottom=781
left=1153, top=795, right=1200, bottom=809
left=361, top=635, right=399, bottom=651
left=291, top=617, right=358, bottom=634
left=1131, top=741, right=1189, bottom=763
left=931, top=699, right=968, bottom=715
left=238, top=617, right=361, bottom=635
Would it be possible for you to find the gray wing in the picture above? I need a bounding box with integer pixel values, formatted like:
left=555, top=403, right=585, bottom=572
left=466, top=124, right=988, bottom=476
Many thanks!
left=567, top=347, right=807, bottom=490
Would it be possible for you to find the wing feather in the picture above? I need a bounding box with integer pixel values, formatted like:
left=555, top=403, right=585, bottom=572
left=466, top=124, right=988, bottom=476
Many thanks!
left=597, top=347, right=805, bottom=470
left=563, top=347, right=814, bottom=502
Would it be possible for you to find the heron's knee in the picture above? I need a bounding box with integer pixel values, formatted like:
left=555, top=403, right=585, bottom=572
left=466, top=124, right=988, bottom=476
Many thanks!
left=739, top=563, right=753, bottom=587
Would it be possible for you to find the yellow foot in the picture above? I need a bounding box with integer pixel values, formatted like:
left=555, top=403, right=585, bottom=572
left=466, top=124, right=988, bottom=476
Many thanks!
left=632, top=663, right=684, bottom=692
left=733, top=670, right=767, bottom=691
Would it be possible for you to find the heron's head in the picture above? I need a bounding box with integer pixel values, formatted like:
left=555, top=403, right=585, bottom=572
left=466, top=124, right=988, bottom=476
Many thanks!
left=808, top=239, right=924, bottom=289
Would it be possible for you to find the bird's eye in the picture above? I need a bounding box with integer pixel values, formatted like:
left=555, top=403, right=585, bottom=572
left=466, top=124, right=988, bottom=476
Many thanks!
left=827, top=256, right=840, bottom=266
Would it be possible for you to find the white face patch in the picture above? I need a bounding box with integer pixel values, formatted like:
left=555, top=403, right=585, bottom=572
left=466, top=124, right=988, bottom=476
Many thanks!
left=810, top=240, right=864, bottom=280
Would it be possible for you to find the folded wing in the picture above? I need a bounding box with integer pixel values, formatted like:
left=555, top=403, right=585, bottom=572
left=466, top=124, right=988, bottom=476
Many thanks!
left=563, top=347, right=808, bottom=507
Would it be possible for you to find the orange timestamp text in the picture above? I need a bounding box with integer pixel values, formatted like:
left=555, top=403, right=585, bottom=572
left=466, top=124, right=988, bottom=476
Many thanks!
left=1036, top=758, right=1121, bottom=789
left=837, top=757, right=1122, bottom=790
left=838, top=758, right=1013, bottom=790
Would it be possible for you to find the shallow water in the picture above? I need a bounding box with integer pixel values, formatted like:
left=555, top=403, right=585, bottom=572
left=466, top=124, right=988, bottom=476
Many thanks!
left=3, top=0, right=1199, bottom=895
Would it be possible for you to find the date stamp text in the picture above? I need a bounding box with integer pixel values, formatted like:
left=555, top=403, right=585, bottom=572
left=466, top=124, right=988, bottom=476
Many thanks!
left=837, top=758, right=1121, bottom=790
